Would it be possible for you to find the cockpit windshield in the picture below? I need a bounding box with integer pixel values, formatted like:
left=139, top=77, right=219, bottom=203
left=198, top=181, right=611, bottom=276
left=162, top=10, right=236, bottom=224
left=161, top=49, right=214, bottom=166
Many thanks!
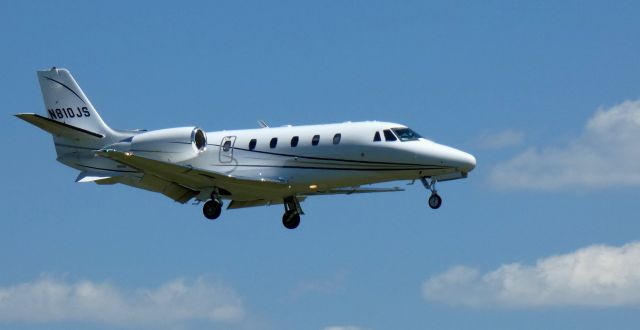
left=391, top=127, right=422, bottom=141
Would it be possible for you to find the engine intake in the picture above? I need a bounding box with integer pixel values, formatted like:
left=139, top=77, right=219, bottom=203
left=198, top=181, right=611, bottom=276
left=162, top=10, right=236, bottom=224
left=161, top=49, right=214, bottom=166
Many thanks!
left=192, top=128, right=207, bottom=152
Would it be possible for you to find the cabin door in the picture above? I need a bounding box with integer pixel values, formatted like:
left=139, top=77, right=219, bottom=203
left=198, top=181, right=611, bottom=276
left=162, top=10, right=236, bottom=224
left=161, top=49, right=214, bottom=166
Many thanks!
left=219, top=136, right=236, bottom=163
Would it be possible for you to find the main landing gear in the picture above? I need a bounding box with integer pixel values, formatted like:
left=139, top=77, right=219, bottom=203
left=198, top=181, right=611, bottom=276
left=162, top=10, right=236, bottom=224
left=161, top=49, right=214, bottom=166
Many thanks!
left=201, top=189, right=304, bottom=230
left=421, top=177, right=442, bottom=209
left=282, top=196, right=304, bottom=229
left=203, top=189, right=223, bottom=220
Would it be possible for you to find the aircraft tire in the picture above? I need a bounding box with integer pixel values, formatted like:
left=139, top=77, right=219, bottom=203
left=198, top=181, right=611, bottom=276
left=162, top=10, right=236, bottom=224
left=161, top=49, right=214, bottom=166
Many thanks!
left=282, top=211, right=301, bottom=229
left=203, top=200, right=222, bottom=220
left=428, top=193, right=442, bottom=209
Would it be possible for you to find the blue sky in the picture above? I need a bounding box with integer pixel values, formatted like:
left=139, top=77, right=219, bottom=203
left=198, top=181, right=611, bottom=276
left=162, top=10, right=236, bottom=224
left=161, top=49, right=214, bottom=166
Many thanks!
left=2, top=1, right=640, bottom=329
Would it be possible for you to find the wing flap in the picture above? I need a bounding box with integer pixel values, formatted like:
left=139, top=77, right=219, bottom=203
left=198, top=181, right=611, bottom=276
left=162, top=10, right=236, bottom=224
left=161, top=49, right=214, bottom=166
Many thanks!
left=227, top=197, right=307, bottom=209
left=136, top=174, right=199, bottom=204
left=227, top=199, right=279, bottom=209
left=303, top=186, right=404, bottom=196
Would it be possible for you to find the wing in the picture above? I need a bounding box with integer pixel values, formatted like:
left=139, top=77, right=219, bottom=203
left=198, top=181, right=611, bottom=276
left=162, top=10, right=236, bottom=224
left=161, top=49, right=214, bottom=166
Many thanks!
left=96, top=149, right=402, bottom=206
left=95, top=149, right=288, bottom=202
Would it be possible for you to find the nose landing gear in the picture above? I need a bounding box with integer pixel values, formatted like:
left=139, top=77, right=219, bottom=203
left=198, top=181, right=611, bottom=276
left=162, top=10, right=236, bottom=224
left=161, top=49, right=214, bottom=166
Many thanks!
left=421, top=177, right=442, bottom=209
left=428, top=193, right=442, bottom=209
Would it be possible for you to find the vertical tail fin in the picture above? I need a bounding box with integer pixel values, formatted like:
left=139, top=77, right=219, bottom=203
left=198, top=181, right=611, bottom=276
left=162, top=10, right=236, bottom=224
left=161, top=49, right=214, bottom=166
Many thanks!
left=37, top=67, right=113, bottom=137
left=17, top=67, right=136, bottom=179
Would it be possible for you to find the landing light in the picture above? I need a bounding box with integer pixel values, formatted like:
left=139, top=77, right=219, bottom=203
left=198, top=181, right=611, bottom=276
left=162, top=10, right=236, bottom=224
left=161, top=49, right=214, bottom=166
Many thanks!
left=124, top=152, right=133, bottom=157
left=309, top=184, right=318, bottom=189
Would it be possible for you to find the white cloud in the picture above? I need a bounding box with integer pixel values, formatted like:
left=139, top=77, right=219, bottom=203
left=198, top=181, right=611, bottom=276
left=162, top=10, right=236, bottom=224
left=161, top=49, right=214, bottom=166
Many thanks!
left=423, top=241, right=640, bottom=308
left=291, top=270, right=348, bottom=298
left=322, top=326, right=363, bottom=330
left=0, top=276, right=244, bottom=326
left=489, top=100, right=640, bottom=189
left=476, top=129, right=525, bottom=149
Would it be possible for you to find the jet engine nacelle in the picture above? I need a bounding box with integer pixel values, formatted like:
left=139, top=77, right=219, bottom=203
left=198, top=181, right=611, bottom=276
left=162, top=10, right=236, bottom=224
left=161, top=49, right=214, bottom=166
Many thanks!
left=107, top=127, right=207, bottom=163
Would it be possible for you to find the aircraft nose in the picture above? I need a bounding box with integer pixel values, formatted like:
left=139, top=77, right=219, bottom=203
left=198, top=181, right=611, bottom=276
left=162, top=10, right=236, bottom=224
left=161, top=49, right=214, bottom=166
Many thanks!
left=415, top=142, right=476, bottom=173
left=439, top=146, right=476, bottom=173
left=456, top=150, right=476, bottom=173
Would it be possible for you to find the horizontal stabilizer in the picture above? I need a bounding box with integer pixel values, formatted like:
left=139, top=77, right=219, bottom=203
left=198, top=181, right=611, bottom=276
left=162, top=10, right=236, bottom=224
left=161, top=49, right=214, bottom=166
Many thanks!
left=75, top=170, right=138, bottom=185
left=75, top=171, right=113, bottom=183
left=15, top=113, right=104, bottom=139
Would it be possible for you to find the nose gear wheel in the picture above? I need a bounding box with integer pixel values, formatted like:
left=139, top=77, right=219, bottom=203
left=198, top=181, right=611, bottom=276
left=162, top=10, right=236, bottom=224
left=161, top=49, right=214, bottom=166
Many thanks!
left=428, top=193, right=442, bottom=209
left=421, top=177, right=443, bottom=210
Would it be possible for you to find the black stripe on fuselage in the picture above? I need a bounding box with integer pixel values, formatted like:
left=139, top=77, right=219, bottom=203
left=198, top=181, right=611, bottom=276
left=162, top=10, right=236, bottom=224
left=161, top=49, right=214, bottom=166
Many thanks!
left=206, top=143, right=440, bottom=168
left=208, top=164, right=450, bottom=172
left=70, top=141, right=446, bottom=168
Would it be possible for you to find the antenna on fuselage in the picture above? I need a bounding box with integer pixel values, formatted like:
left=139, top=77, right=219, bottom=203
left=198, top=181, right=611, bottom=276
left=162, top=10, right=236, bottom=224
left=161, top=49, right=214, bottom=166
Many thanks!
left=257, top=120, right=269, bottom=128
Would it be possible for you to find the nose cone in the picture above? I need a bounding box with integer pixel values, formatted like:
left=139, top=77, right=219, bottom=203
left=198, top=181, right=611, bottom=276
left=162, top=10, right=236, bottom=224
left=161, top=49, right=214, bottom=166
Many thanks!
left=413, top=142, right=477, bottom=173
left=455, top=150, right=476, bottom=173
left=427, top=144, right=476, bottom=173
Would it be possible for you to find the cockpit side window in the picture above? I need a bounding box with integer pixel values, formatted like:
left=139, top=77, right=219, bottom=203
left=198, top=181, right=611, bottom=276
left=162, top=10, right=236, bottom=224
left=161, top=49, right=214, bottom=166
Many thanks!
left=373, top=131, right=381, bottom=142
left=383, top=129, right=397, bottom=142
left=392, top=127, right=422, bottom=141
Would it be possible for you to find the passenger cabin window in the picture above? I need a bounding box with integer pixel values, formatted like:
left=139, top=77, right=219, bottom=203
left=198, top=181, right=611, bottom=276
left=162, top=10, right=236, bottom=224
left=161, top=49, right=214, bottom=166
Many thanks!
left=248, top=139, right=257, bottom=150
left=333, top=133, right=341, bottom=145
left=312, top=135, right=320, bottom=146
left=222, top=140, right=232, bottom=152
left=373, top=131, right=381, bottom=142
left=392, top=128, right=422, bottom=141
left=270, top=137, right=278, bottom=148
left=291, top=136, right=299, bottom=147
left=383, top=129, right=397, bottom=142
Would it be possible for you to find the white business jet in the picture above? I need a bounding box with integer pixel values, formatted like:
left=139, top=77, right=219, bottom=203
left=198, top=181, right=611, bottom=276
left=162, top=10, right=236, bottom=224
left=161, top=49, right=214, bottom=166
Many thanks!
left=16, top=68, right=476, bottom=229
